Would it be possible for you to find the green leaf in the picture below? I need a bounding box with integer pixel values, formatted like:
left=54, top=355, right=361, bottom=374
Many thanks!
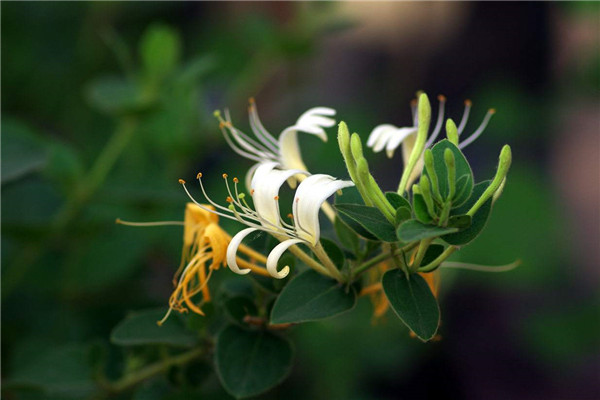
left=382, top=270, right=440, bottom=341
left=215, top=325, right=293, bottom=398
left=385, top=191, right=411, bottom=210
left=443, top=181, right=493, bottom=245
left=110, top=308, right=197, bottom=347
left=1, top=118, right=48, bottom=185
left=85, top=76, right=151, bottom=115
left=425, top=140, right=473, bottom=207
left=396, top=220, right=458, bottom=242
left=412, top=193, right=433, bottom=224
left=334, top=186, right=364, bottom=206
left=334, top=216, right=359, bottom=253
left=334, top=204, right=398, bottom=242
left=395, top=206, right=412, bottom=225
left=319, top=238, right=345, bottom=270
left=447, top=214, right=472, bottom=229
left=270, top=270, right=357, bottom=324
left=6, top=344, right=96, bottom=398
left=140, top=24, right=181, bottom=83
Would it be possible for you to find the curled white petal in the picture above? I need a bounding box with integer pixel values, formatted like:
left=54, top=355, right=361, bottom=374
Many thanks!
left=266, top=239, right=304, bottom=279
left=293, top=175, right=355, bottom=245
left=226, top=228, right=258, bottom=275
left=367, top=124, right=396, bottom=148
left=251, top=162, right=307, bottom=228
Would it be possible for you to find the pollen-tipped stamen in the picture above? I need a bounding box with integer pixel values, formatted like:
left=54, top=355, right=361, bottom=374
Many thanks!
left=458, top=109, right=496, bottom=149
left=458, top=99, right=472, bottom=135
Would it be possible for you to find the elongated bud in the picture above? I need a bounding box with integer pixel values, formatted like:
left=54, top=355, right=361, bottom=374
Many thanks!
left=398, top=93, right=431, bottom=194
left=419, top=175, right=437, bottom=218
left=468, top=145, right=512, bottom=216
left=424, top=149, right=441, bottom=201
left=350, top=133, right=364, bottom=161
left=357, top=157, right=396, bottom=223
left=446, top=119, right=459, bottom=146
left=338, top=121, right=351, bottom=157
left=444, top=148, right=456, bottom=200
left=338, top=122, right=373, bottom=206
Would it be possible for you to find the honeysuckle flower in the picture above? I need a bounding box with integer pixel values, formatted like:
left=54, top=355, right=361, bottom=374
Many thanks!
left=216, top=99, right=336, bottom=190
left=367, top=95, right=495, bottom=187
left=117, top=203, right=270, bottom=324
left=179, top=162, right=353, bottom=279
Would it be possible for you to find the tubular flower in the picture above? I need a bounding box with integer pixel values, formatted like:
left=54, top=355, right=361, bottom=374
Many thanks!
left=367, top=95, right=495, bottom=187
left=215, top=99, right=336, bottom=190
left=179, top=162, right=354, bottom=280
left=117, top=203, right=270, bottom=324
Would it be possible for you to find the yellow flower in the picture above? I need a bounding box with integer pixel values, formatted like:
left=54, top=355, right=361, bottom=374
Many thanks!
left=118, top=202, right=270, bottom=325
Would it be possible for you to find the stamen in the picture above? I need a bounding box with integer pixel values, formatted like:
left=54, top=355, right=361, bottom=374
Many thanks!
left=458, top=108, right=496, bottom=149
left=179, top=179, right=186, bottom=185
left=233, top=177, right=239, bottom=183
left=247, top=100, right=280, bottom=149
left=287, top=213, right=293, bottom=219
left=222, top=173, right=228, bottom=179
left=226, top=196, right=233, bottom=203
left=458, top=99, right=472, bottom=135
left=223, top=109, right=275, bottom=156
left=274, top=195, right=279, bottom=200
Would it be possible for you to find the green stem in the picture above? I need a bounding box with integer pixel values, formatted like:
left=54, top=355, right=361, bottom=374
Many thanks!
left=411, top=238, right=432, bottom=272
left=352, top=242, right=418, bottom=279
left=313, top=241, right=345, bottom=282
left=103, top=347, right=205, bottom=393
left=418, top=246, right=457, bottom=272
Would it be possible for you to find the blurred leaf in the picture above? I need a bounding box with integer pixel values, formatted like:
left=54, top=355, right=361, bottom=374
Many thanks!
left=334, top=204, right=397, bottom=242
left=1, top=118, right=48, bottom=185
left=385, top=191, right=411, bottom=210
left=6, top=344, right=96, bottom=398
left=446, top=214, right=472, bottom=230
left=215, top=325, right=293, bottom=399
left=85, top=76, right=151, bottom=115
left=270, top=269, right=357, bottom=324
left=44, top=141, right=84, bottom=194
left=443, top=181, right=492, bottom=246
left=382, top=270, right=440, bottom=341
left=140, top=24, right=181, bottom=84
left=396, top=220, right=458, bottom=242
left=111, top=308, right=197, bottom=347
left=176, top=55, right=216, bottom=85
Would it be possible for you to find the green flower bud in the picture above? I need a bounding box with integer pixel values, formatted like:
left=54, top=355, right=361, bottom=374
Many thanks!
left=468, top=144, right=512, bottom=216
left=350, top=133, right=365, bottom=162
left=419, top=175, right=437, bottom=219
left=446, top=119, right=459, bottom=146
left=424, top=149, right=441, bottom=201
left=444, top=148, right=456, bottom=200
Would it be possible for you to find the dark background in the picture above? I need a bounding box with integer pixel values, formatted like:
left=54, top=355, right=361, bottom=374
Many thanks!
left=2, top=2, right=599, bottom=399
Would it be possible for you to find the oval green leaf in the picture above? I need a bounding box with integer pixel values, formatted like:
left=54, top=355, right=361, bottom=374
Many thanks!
left=270, top=270, right=357, bottom=324
left=334, top=203, right=398, bottom=242
left=215, top=325, right=293, bottom=399
left=425, top=139, right=473, bottom=206
left=382, top=270, right=440, bottom=341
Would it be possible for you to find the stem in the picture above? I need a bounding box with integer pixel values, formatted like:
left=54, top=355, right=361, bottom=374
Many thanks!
left=418, top=246, right=457, bottom=273
left=313, top=241, right=345, bottom=282
left=352, top=242, right=418, bottom=279
left=103, top=347, right=205, bottom=393
left=411, top=238, right=432, bottom=272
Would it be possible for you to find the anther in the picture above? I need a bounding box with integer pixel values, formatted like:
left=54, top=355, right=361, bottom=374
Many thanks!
left=438, top=94, right=447, bottom=102
left=197, top=172, right=202, bottom=179
left=274, top=195, right=279, bottom=200
left=464, top=99, right=472, bottom=107
left=226, top=196, right=233, bottom=203
left=249, top=97, right=255, bottom=104
left=410, top=99, right=418, bottom=107
left=287, top=213, right=293, bottom=219
left=250, top=189, right=255, bottom=195
left=233, top=177, right=239, bottom=183
left=222, top=173, right=228, bottom=179
left=489, top=108, right=496, bottom=114
left=178, top=179, right=186, bottom=185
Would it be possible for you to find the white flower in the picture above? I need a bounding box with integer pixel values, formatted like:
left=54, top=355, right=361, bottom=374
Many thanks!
left=180, top=163, right=354, bottom=279
left=217, top=99, right=336, bottom=189
left=367, top=96, right=495, bottom=186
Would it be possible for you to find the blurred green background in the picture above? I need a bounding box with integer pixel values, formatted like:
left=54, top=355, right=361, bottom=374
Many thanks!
left=2, top=2, right=599, bottom=399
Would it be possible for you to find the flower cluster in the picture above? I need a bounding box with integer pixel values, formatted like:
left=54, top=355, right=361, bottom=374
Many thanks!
left=119, top=92, right=516, bottom=342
